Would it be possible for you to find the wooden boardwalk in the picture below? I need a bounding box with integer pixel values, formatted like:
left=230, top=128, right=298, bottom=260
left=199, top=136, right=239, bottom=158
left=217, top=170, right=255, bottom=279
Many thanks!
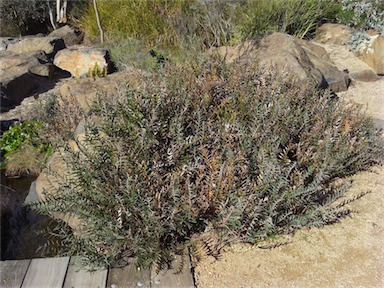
left=0, top=255, right=195, bottom=288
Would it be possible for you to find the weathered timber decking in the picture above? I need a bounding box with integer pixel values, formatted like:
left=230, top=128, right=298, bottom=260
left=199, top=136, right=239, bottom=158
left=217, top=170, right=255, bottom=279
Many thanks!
left=0, top=255, right=195, bottom=288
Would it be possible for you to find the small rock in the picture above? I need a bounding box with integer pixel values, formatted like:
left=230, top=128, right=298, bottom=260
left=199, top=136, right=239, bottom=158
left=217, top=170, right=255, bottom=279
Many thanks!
left=349, top=69, right=380, bottom=82
left=316, top=23, right=352, bottom=45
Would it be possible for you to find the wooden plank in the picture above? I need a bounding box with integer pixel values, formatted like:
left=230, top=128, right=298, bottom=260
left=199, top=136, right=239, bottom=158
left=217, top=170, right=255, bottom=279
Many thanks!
left=107, top=259, right=150, bottom=288
left=63, top=257, right=108, bottom=288
left=151, top=255, right=195, bottom=288
left=21, top=257, right=69, bottom=288
left=0, top=259, right=31, bottom=288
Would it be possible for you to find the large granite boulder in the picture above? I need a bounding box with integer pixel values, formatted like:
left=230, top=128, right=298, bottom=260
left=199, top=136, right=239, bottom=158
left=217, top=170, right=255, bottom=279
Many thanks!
left=212, top=33, right=349, bottom=92
left=296, top=39, right=350, bottom=92
left=355, top=35, right=384, bottom=75
left=48, top=25, right=84, bottom=47
left=54, top=47, right=112, bottom=78
left=7, top=36, right=65, bottom=58
left=0, top=66, right=39, bottom=112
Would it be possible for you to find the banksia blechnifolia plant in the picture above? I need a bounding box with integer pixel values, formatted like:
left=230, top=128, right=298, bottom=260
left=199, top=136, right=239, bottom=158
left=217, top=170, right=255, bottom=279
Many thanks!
left=33, top=59, right=384, bottom=270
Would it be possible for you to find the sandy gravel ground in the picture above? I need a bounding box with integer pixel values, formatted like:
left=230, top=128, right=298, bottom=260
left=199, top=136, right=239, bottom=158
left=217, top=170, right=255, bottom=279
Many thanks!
left=194, top=43, right=384, bottom=288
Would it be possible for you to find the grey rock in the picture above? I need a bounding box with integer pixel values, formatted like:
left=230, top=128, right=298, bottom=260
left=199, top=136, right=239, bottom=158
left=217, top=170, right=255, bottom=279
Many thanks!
left=0, top=66, right=38, bottom=111
left=350, top=70, right=380, bottom=82
left=7, top=36, right=65, bottom=58
left=49, top=25, right=84, bottom=47
left=24, top=181, right=40, bottom=205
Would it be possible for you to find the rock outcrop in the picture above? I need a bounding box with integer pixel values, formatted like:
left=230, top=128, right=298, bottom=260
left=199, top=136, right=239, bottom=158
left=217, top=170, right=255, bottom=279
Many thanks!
left=0, top=50, right=58, bottom=111
left=212, top=32, right=349, bottom=92
left=296, top=38, right=350, bottom=92
left=54, top=47, right=112, bottom=78
left=0, top=37, right=19, bottom=52
left=7, top=36, right=65, bottom=58
left=48, top=25, right=84, bottom=47
left=0, top=31, right=74, bottom=112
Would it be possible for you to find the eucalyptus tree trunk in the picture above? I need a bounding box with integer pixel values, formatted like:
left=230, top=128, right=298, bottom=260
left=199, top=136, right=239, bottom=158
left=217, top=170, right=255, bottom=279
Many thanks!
left=93, top=0, right=104, bottom=43
left=56, top=0, right=68, bottom=24
left=47, top=0, right=57, bottom=29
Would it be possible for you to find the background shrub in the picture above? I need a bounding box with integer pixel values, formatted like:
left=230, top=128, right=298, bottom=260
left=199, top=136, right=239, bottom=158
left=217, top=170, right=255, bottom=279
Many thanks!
left=98, top=38, right=160, bottom=72
left=336, top=0, right=384, bottom=52
left=0, top=0, right=51, bottom=36
left=238, top=0, right=340, bottom=39
left=79, top=0, right=342, bottom=70
left=80, top=0, right=186, bottom=47
left=33, top=60, right=384, bottom=270
left=337, top=0, right=384, bottom=33
left=0, top=0, right=88, bottom=36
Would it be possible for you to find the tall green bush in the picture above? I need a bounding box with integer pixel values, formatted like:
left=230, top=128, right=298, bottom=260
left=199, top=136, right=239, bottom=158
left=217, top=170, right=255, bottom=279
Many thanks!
left=239, top=0, right=340, bottom=39
left=80, top=0, right=187, bottom=47
left=80, top=0, right=245, bottom=51
left=33, top=60, right=383, bottom=270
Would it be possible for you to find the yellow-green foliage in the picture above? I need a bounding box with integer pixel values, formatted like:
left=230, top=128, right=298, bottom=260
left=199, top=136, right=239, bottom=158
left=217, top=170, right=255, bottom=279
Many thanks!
left=5, top=144, right=46, bottom=176
left=87, top=63, right=107, bottom=78
left=81, top=0, right=190, bottom=48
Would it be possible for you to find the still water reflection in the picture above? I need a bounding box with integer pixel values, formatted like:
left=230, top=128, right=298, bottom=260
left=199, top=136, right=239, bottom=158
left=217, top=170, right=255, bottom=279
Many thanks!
left=1, top=170, right=61, bottom=260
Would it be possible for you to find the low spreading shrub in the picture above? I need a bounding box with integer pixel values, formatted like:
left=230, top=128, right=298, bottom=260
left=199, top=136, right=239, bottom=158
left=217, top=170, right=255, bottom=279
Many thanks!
left=98, top=38, right=161, bottom=72
left=33, top=60, right=384, bottom=270
left=34, top=93, right=84, bottom=146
